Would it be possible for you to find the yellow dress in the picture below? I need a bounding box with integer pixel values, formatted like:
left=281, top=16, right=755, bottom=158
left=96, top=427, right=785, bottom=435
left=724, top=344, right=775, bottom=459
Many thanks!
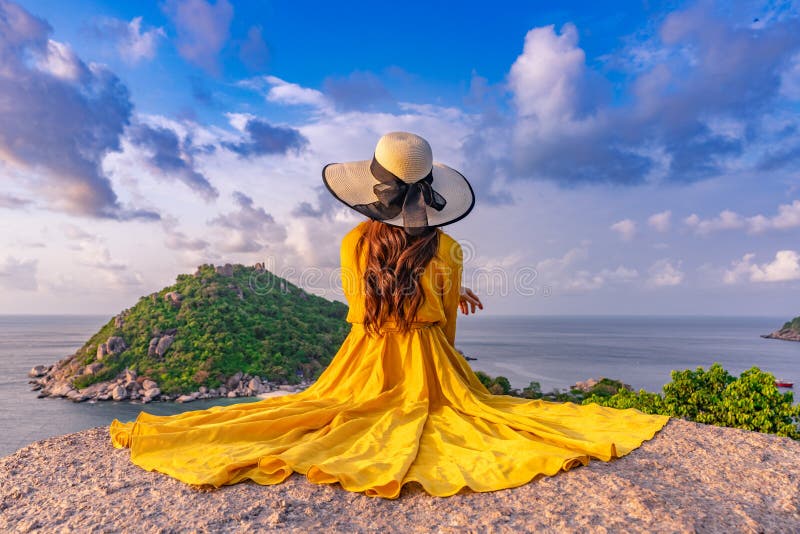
left=110, top=222, right=670, bottom=499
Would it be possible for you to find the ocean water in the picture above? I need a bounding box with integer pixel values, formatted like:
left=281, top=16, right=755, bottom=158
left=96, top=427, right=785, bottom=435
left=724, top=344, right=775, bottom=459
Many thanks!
left=0, top=314, right=797, bottom=457
left=458, top=315, right=800, bottom=393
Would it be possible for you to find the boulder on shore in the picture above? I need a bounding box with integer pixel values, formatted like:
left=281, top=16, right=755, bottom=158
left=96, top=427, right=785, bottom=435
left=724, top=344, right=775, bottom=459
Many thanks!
left=111, top=385, right=127, bottom=401
left=28, top=365, right=48, bottom=378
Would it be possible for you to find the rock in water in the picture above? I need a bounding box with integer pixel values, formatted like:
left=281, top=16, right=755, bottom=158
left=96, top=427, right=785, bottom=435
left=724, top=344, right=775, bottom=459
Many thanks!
left=111, top=385, right=127, bottom=401
left=50, top=382, right=74, bottom=397
left=28, top=365, right=48, bottom=378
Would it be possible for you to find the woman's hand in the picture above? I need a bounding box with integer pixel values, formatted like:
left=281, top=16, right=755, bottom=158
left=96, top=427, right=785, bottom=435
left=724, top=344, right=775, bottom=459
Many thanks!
left=459, top=286, right=483, bottom=315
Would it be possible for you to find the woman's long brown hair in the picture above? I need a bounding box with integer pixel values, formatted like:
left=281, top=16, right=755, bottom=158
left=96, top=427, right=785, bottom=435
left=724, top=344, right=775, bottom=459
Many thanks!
left=355, top=220, right=440, bottom=335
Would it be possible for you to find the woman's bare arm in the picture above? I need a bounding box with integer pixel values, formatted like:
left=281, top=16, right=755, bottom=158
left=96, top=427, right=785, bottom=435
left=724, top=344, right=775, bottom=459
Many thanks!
left=459, top=286, right=483, bottom=315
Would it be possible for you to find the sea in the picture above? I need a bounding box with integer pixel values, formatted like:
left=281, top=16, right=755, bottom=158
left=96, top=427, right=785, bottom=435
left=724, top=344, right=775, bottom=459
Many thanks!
left=0, top=314, right=797, bottom=457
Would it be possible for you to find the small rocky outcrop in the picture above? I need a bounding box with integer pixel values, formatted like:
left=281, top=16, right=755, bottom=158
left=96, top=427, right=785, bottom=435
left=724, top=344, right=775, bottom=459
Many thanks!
left=571, top=377, right=632, bottom=394
left=28, top=365, right=49, bottom=378
left=96, top=336, right=127, bottom=361
left=154, top=335, right=175, bottom=357
left=164, top=291, right=182, bottom=307
left=83, top=363, right=104, bottom=375
left=29, top=364, right=310, bottom=405
left=113, top=309, right=130, bottom=329
left=762, top=327, right=800, bottom=342
left=215, top=263, right=234, bottom=276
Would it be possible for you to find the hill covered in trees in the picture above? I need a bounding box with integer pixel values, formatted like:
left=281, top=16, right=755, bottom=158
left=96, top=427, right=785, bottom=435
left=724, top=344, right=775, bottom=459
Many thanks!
left=31, top=263, right=349, bottom=400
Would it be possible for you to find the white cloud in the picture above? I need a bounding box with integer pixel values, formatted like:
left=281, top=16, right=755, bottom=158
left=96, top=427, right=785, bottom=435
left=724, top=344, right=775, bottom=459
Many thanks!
left=163, top=0, right=233, bottom=74
left=780, top=52, right=800, bottom=100
left=117, top=17, right=165, bottom=63
left=509, top=23, right=585, bottom=122
left=207, top=191, right=288, bottom=253
left=533, top=244, right=638, bottom=293
left=161, top=215, right=208, bottom=251
left=60, top=230, right=146, bottom=289
left=745, top=199, right=800, bottom=233
left=648, top=210, right=672, bottom=232
left=684, top=210, right=744, bottom=235
left=610, top=218, right=637, bottom=240
left=564, top=265, right=639, bottom=292
left=685, top=200, right=800, bottom=235
left=61, top=224, right=98, bottom=242
left=263, top=76, right=330, bottom=109
left=647, top=258, right=684, bottom=287
left=724, top=250, right=800, bottom=283
left=225, top=112, right=254, bottom=132
left=0, top=256, right=38, bottom=291
left=36, top=40, right=86, bottom=81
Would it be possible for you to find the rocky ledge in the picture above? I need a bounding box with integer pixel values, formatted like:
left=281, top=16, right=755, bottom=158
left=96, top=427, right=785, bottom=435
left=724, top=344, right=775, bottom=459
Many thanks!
left=1, top=419, right=799, bottom=532
left=28, top=366, right=309, bottom=404
left=762, top=327, right=800, bottom=342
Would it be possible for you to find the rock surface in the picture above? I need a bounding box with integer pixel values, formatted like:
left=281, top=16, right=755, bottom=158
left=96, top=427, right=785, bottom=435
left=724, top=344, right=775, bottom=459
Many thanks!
left=762, top=327, right=800, bottom=342
left=1, top=419, right=799, bottom=532
left=30, top=363, right=303, bottom=405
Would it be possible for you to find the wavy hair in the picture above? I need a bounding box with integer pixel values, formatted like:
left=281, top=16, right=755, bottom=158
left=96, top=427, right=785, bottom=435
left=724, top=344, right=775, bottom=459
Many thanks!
left=355, top=220, right=440, bottom=335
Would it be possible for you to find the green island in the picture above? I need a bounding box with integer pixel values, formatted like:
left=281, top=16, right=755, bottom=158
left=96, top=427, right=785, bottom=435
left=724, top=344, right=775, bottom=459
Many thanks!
left=761, top=314, right=800, bottom=342
left=29, top=263, right=349, bottom=401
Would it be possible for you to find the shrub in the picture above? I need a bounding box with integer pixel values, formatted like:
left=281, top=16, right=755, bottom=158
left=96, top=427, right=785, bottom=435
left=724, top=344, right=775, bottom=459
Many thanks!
left=583, top=363, right=800, bottom=439
left=520, top=381, right=542, bottom=399
left=475, top=371, right=512, bottom=395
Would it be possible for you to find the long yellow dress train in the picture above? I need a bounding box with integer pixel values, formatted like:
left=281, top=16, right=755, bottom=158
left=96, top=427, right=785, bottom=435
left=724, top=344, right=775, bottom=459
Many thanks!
left=110, top=222, right=670, bottom=499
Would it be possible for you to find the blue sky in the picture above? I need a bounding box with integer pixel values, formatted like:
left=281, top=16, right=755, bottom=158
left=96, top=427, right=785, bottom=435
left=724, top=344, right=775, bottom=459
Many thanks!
left=1, top=0, right=799, bottom=317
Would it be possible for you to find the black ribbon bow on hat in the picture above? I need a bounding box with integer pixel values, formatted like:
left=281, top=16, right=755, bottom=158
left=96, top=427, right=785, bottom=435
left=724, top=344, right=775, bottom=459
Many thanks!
left=352, top=156, right=447, bottom=236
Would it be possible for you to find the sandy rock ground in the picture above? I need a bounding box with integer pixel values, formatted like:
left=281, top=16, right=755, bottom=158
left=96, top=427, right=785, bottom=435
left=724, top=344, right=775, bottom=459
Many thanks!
left=1, top=418, right=799, bottom=533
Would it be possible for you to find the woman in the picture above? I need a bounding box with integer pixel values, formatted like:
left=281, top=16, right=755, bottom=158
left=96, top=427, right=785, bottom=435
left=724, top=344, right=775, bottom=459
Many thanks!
left=110, top=132, right=670, bottom=499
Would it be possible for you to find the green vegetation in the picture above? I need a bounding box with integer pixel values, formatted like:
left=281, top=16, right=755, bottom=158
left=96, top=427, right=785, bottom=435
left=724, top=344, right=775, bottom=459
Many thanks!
left=783, top=315, right=800, bottom=333
left=476, top=363, right=800, bottom=439
left=476, top=372, right=629, bottom=402
left=582, top=363, right=800, bottom=439
left=475, top=371, right=512, bottom=395
left=75, top=264, right=349, bottom=395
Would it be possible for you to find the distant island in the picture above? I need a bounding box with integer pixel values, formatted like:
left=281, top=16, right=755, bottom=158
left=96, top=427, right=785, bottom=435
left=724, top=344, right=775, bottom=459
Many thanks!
left=29, top=263, right=349, bottom=403
left=761, top=315, right=800, bottom=342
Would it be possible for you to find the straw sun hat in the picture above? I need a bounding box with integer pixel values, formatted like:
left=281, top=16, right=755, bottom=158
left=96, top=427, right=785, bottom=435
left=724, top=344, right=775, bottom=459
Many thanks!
left=322, top=132, right=475, bottom=236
